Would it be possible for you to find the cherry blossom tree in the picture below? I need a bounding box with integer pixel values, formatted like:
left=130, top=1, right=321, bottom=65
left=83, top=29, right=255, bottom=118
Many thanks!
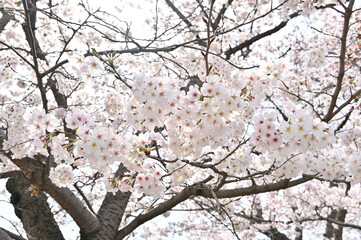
left=0, top=0, right=361, bottom=239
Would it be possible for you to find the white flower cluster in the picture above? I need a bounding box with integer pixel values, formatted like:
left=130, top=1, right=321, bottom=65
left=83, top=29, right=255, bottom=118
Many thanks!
left=0, top=71, right=353, bottom=198
left=279, top=0, right=325, bottom=20
left=346, top=152, right=361, bottom=182
left=0, top=55, right=17, bottom=83
left=217, top=146, right=251, bottom=176
left=68, top=109, right=123, bottom=173
left=129, top=73, right=259, bottom=160
left=1, top=105, right=31, bottom=158
left=339, top=127, right=361, bottom=150
left=278, top=108, right=335, bottom=153
left=25, top=108, right=60, bottom=155
left=104, top=92, right=123, bottom=117
left=134, top=169, right=165, bottom=197
left=67, top=53, right=102, bottom=81
left=103, top=174, right=133, bottom=195
left=247, top=106, right=338, bottom=179
left=307, top=47, right=328, bottom=68
left=250, top=114, right=282, bottom=152
left=310, top=149, right=347, bottom=180
left=128, top=73, right=181, bottom=131
left=49, top=164, right=74, bottom=188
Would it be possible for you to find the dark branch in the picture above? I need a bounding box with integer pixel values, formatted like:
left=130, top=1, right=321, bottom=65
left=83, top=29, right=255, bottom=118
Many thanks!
left=116, top=175, right=313, bottom=239
left=323, top=0, right=355, bottom=122
left=224, top=11, right=300, bottom=59
left=0, top=8, right=15, bottom=33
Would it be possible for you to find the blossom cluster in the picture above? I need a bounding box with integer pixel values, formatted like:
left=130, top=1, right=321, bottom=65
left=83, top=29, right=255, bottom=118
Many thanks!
left=104, top=92, right=124, bottom=117
left=346, top=152, right=361, bottom=182
left=49, top=164, right=74, bottom=188
left=250, top=114, right=282, bottom=152
left=1, top=104, right=32, bottom=159
left=129, top=73, right=255, bottom=161
left=279, top=0, right=328, bottom=20
left=0, top=73, right=343, bottom=196
left=247, top=106, right=338, bottom=179
left=0, top=74, right=350, bottom=199
left=134, top=169, right=165, bottom=197
left=0, top=45, right=356, bottom=200
left=104, top=174, right=133, bottom=195
left=278, top=108, right=336, bottom=153
left=74, top=126, right=123, bottom=174
left=307, top=47, right=328, bottom=68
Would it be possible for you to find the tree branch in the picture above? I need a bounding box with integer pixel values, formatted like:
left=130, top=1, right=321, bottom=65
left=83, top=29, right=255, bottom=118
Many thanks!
left=164, top=0, right=192, bottom=27
left=0, top=170, right=24, bottom=179
left=115, top=176, right=213, bottom=239
left=84, top=164, right=131, bottom=240
left=319, top=215, right=361, bottom=231
left=6, top=177, right=65, bottom=239
left=212, top=0, right=234, bottom=31
left=261, top=227, right=290, bottom=240
left=0, top=8, right=15, bottom=33
left=0, top=227, right=26, bottom=240
left=324, top=89, right=361, bottom=122
left=323, top=0, right=355, bottom=122
left=7, top=155, right=100, bottom=235
left=224, top=11, right=300, bottom=59
left=0, top=227, right=14, bottom=240
left=199, top=175, right=314, bottom=199
left=116, top=175, right=313, bottom=239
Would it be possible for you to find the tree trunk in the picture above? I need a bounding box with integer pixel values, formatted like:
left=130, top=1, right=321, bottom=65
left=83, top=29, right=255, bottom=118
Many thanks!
left=6, top=177, right=64, bottom=240
left=81, top=164, right=131, bottom=240
left=334, top=209, right=347, bottom=240
left=324, top=209, right=337, bottom=239
left=262, top=227, right=290, bottom=240
left=0, top=228, right=13, bottom=240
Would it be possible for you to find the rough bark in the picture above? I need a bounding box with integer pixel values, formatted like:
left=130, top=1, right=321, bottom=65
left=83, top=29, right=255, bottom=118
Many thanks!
left=262, top=227, right=290, bottom=240
left=324, top=209, right=337, bottom=239
left=0, top=227, right=27, bottom=240
left=295, top=227, right=303, bottom=240
left=83, top=164, right=131, bottom=240
left=0, top=8, right=15, bottom=33
left=0, top=228, right=13, bottom=240
left=8, top=155, right=100, bottom=235
left=6, top=177, right=64, bottom=240
left=334, top=209, right=347, bottom=240
left=21, top=0, right=47, bottom=61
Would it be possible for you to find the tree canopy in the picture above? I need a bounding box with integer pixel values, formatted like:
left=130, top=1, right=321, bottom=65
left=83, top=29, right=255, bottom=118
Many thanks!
left=0, top=0, right=361, bottom=239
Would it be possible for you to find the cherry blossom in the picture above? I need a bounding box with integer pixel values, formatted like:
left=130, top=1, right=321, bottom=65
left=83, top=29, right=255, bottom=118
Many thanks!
left=0, top=0, right=360, bottom=239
